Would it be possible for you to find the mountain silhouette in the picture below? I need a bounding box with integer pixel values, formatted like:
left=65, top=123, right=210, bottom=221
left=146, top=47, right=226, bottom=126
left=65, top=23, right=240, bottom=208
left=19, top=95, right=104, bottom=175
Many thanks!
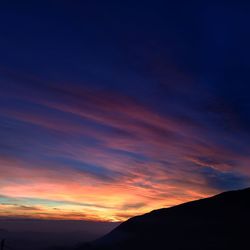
left=77, top=187, right=250, bottom=250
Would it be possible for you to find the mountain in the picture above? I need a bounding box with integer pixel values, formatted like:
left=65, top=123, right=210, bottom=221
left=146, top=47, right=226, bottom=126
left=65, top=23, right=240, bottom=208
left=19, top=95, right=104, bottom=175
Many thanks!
left=78, top=188, right=250, bottom=250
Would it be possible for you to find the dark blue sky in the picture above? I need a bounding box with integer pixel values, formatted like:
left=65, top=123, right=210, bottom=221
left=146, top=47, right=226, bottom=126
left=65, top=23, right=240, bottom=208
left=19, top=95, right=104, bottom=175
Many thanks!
left=1, top=1, right=250, bottom=221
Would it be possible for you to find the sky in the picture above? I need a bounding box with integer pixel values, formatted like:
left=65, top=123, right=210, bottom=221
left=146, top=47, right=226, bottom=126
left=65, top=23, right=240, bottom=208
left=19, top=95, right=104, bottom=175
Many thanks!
left=1, top=1, right=250, bottom=222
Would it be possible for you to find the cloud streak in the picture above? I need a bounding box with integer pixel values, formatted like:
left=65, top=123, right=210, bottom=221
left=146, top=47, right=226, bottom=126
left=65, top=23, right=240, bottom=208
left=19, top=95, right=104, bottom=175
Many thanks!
left=1, top=68, right=250, bottom=221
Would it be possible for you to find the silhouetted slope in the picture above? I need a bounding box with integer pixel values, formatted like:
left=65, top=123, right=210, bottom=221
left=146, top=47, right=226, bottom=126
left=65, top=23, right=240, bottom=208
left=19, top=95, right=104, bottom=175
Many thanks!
left=80, top=188, right=250, bottom=250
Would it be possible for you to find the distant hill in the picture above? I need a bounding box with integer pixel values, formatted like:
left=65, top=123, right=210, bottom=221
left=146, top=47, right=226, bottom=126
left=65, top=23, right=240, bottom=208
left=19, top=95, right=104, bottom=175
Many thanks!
left=78, top=188, right=250, bottom=250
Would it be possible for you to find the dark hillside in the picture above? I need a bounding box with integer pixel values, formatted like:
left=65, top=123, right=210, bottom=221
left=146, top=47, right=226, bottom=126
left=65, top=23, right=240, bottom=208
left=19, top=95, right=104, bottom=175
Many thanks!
left=78, top=188, right=250, bottom=250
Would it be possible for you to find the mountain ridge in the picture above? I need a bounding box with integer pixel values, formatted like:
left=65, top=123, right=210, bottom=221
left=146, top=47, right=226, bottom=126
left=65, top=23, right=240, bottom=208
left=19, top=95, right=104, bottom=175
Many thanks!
left=78, top=187, right=250, bottom=250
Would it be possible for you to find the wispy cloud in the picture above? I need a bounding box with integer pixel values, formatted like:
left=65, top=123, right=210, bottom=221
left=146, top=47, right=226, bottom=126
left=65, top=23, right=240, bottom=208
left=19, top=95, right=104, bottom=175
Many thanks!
left=1, top=71, right=250, bottom=221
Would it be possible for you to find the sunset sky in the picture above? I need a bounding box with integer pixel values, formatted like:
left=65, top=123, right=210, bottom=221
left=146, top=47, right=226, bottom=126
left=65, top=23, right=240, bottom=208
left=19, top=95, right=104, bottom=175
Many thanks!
left=1, top=2, right=250, bottom=222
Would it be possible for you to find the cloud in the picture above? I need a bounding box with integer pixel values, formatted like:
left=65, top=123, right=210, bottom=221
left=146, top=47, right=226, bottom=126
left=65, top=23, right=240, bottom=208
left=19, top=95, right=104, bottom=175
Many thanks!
left=120, top=202, right=146, bottom=210
left=199, top=167, right=250, bottom=191
left=1, top=71, right=250, bottom=221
